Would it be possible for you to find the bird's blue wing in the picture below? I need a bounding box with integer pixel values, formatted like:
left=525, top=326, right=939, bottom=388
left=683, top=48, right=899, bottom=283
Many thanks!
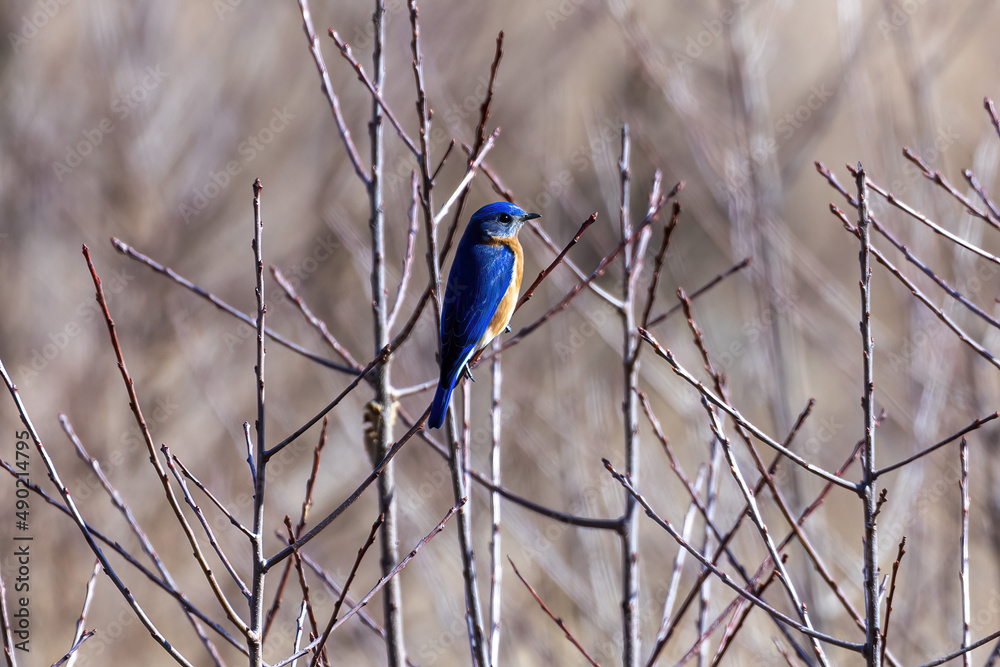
left=439, top=242, right=515, bottom=386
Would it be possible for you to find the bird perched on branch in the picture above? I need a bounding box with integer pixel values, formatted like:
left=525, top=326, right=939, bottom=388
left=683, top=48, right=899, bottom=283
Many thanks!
left=428, top=202, right=541, bottom=429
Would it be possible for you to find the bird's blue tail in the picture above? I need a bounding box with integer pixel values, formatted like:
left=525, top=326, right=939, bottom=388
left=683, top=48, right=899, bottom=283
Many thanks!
left=428, top=379, right=456, bottom=429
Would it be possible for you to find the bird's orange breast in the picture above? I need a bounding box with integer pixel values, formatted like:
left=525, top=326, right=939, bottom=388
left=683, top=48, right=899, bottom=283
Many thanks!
left=477, top=236, right=523, bottom=352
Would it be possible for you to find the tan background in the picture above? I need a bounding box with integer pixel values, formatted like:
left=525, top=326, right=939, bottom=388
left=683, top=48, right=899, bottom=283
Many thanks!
left=2, top=0, right=1000, bottom=665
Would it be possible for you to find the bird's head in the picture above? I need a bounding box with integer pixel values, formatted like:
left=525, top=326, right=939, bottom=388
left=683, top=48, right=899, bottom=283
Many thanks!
left=468, top=202, right=541, bottom=241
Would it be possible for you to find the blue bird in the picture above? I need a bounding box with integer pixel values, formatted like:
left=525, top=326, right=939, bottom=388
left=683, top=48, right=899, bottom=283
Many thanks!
left=428, top=202, right=541, bottom=429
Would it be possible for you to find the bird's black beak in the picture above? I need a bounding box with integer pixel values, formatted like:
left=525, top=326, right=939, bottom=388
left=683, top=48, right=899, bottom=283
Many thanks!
left=521, top=212, right=542, bottom=221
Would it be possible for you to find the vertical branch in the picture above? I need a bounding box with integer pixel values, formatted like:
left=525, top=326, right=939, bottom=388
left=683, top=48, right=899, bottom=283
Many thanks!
left=249, top=178, right=268, bottom=667
left=407, top=2, right=487, bottom=664
left=66, top=560, right=98, bottom=667
left=0, top=569, right=13, bottom=667
left=960, top=438, right=971, bottom=667
left=618, top=124, right=650, bottom=667
left=698, top=438, right=722, bottom=667
left=367, top=2, right=405, bottom=665
left=856, top=164, right=881, bottom=667
left=489, top=338, right=504, bottom=667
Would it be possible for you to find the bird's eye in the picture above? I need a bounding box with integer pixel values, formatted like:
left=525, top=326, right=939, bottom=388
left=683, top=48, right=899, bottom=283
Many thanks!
left=499, top=213, right=512, bottom=223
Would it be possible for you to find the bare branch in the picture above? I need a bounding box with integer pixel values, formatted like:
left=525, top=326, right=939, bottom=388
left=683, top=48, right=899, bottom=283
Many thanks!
left=638, top=327, right=857, bottom=491
left=508, top=558, right=601, bottom=667
left=295, top=0, right=368, bottom=183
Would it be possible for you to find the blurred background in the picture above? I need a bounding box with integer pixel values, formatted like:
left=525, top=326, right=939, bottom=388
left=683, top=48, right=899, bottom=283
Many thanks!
left=3, top=0, right=1000, bottom=665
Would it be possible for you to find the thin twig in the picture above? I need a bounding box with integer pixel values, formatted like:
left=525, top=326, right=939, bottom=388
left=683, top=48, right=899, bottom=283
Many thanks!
left=171, top=455, right=254, bottom=539
left=637, top=327, right=857, bottom=491
left=963, top=169, right=1000, bottom=223
left=986, top=97, right=1000, bottom=142
left=393, top=379, right=437, bottom=398
left=327, top=30, right=420, bottom=158
left=265, top=345, right=391, bottom=460
left=880, top=538, right=906, bottom=666
left=850, top=165, right=1000, bottom=267
left=516, top=213, right=598, bottom=309
left=290, top=601, right=308, bottom=667
left=110, top=237, right=357, bottom=374
left=902, top=149, right=998, bottom=229
left=645, top=257, right=753, bottom=327
left=508, top=558, right=601, bottom=667
left=960, top=439, right=971, bottom=667
left=51, top=631, right=96, bottom=667
left=83, top=244, right=249, bottom=636
left=488, top=338, right=504, bottom=667
left=276, top=502, right=463, bottom=667
left=0, top=562, right=13, bottom=667
left=829, top=204, right=1000, bottom=372
left=265, top=406, right=430, bottom=571
left=877, top=414, right=998, bottom=475
left=387, top=173, right=421, bottom=330
left=295, top=0, right=368, bottom=183
left=0, top=356, right=198, bottom=667
left=816, top=161, right=1000, bottom=330
left=244, top=423, right=256, bottom=488
left=916, top=626, right=1000, bottom=667
left=640, top=202, right=681, bottom=329
left=61, top=416, right=227, bottom=663
left=271, top=266, right=361, bottom=370
left=164, top=445, right=250, bottom=599
left=603, top=460, right=864, bottom=652
left=65, top=560, right=100, bottom=667
left=0, top=458, right=246, bottom=655
left=431, top=141, right=456, bottom=183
